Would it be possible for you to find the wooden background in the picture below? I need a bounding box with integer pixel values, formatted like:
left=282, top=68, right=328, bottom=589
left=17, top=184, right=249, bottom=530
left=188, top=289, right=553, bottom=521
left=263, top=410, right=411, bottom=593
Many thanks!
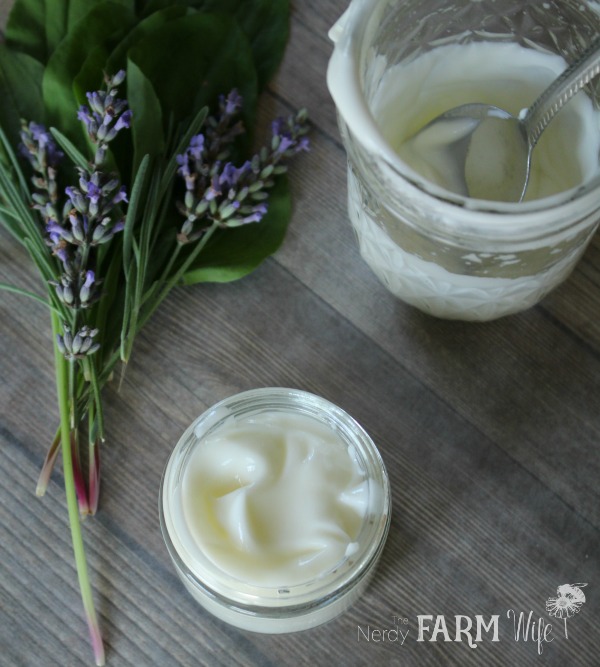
left=1, top=1, right=599, bottom=665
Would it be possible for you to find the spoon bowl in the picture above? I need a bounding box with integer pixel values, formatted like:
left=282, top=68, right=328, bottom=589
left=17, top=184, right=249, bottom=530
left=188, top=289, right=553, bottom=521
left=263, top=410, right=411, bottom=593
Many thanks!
left=402, top=38, right=600, bottom=202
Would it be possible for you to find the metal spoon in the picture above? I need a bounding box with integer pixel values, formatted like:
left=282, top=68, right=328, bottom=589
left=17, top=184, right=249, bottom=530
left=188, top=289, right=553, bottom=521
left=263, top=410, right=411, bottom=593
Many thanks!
left=402, top=37, right=600, bottom=202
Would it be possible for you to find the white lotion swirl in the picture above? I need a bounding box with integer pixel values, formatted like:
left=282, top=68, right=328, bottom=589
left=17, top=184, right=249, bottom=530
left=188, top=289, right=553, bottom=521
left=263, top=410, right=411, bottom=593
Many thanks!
left=181, top=412, right=368, bottom=587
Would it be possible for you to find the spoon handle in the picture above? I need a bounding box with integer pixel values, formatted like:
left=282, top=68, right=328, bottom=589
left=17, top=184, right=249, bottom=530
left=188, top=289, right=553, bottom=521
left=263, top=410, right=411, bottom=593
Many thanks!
left=523, top=37, right=600, bottom=148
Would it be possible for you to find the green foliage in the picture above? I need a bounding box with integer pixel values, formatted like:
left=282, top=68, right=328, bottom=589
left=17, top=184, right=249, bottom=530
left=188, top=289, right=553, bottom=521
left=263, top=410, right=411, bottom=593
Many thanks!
left=1, top=0, right=295, bottom=285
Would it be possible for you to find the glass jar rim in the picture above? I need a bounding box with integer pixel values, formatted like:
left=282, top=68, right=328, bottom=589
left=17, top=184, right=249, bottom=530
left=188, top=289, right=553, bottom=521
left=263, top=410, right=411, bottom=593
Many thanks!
left=160, top=387, right=392, bottom=611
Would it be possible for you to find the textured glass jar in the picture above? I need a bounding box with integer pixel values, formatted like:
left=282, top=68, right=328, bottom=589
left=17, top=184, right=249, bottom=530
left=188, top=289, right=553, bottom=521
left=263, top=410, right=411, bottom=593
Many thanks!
left=327, top=0, right=600, bottom=321
left=160, top=388, right=391, bottom=633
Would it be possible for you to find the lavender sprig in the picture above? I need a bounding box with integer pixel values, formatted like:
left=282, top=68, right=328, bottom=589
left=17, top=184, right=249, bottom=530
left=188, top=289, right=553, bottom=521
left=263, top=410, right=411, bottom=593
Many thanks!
left=16, top=72, right=134, bottom=667
left=175, top=90, right=309, bottom=244
left=10, top=69, right=309, bottom=666
left=20, top=71, right=130, bottom=352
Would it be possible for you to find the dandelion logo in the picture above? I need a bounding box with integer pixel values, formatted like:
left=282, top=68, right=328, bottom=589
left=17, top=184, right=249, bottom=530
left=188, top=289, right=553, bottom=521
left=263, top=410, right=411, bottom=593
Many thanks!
left=545, top=583, right=588, bottom=639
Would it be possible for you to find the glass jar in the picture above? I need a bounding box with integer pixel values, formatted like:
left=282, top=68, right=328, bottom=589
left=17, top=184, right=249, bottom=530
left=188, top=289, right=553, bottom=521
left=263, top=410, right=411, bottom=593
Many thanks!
left=327, top=0, right=600, bottom=321
left=159, top=388, right=391, bottom=633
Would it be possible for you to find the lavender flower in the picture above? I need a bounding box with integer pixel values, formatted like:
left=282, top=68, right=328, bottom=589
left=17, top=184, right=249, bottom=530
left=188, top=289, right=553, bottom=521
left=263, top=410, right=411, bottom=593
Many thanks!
left=19, top=121, right=64, bottom=173
left=56, top=325, right=100, bottom=360
left=175, top=91, right=309, bottom=243
left=77, top=70, right=132, bottom=166
left=20, top=72, right=132, bottom=366
left=50, top=269, right=100, bottom=309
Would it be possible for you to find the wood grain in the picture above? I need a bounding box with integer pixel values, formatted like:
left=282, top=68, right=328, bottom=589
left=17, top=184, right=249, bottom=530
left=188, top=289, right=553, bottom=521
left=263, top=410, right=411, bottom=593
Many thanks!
left=1, top=1, right=599, bottom=666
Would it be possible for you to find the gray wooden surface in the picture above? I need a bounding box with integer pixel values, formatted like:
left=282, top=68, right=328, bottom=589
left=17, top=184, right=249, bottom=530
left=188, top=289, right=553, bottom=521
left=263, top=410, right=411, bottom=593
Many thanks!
left=1, top=1, right=599, bottom=666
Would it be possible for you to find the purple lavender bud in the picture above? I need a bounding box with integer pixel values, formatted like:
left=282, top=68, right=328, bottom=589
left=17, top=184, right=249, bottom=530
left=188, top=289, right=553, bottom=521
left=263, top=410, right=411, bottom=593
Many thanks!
left=55, top=247, right=69, bottom=264
left=78, top=106, right=98, bottom=135
left=112, top=219, right=125, bottom=234
left=97, top=123, right=108, bottom=142
left=63, top=283, right=74, bottom=305
left=114, top=109, right=132, bottom=132
left=112, top=70, right=126, bottom=86
left=72, top=332, right=83, bottom=355
left=111, top=186, right=128, bottom=205
left=181, top=218, right=194, bottom=236
left=86, top=92, right=106, bottom=116
left=296, top=137, right=310, bottom=152
left=271, top=117, right=284, bottom=137
left=242, top=202, right=268, bottom=224
left=95, top=146, right=107, bottom=165
left=276, top=136, right=294, bottom=154
left=66, top=186, right=87, bottom=213
left=79, top=336, right=93, bottom=354
left=63, top=327, right=73, bottom=351
left=205, top=175, right=221, bottom=201
left=79, top=270, right=95, bottom=304
left=56, top=333, right=66, bottom=355
left=188, top=134, right=205, bottom=161
left=47, top=221, right=74, bottom=243
left=53, top=283, right=64, bottom=301
left=223, top=89, right=242, bottom=116
left=92, top=224, right=107, bottom=243
left=71, top=215, right=85, bottom=243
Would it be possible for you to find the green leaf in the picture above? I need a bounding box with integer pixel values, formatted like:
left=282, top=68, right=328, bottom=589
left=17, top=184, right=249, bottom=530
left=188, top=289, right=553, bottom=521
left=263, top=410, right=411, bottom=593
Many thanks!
left=42, top=2, right=135, bottom=145
left=182, top=175, right=292, bottom=284
left=4, top=0, right=48, bottom=63
left=0, top=282, right=62, bottom=315
left=0, top=44, right=45, bottom=144
left=50, top=127, right=90, bottom=171
left=123, top=154, right=151, bottom=272
left=105, top=4, right=190, bottom=73
left=196, top=0, right=290, bottom=90
left=126, top=60, right=165, bottom=175
left=5, top=0, right=136, bottom=64
left=127, top=12, right=258, bottom=134
left=140, top=0, right=290, bottom=90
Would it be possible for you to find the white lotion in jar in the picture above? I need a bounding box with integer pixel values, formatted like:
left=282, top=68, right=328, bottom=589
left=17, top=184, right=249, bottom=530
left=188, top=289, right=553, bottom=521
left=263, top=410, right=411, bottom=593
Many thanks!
left=181, top=412, right=369, bottom=587
left=388, top=42, right=600, bottom=201
left=160, top=388, right=391, bottom=633
left=340, top=41, right=600, bottom=320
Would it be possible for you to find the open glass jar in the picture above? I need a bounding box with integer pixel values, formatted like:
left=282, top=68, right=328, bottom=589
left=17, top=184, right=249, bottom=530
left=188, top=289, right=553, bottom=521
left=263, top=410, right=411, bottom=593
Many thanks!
left=327, top=0, right=600, bottom=321
left=160, top=388, right=391, bottom=633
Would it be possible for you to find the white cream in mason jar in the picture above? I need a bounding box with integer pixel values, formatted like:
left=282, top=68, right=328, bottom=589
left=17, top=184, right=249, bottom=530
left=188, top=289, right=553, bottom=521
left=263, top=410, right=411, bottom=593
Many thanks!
left=181, top=412, right=368, bottom=587
left=386, top=42, right=600, bottom=201
left=160, top=389, right=391, bottom=633
left=340, top=41, right=600, bottom=320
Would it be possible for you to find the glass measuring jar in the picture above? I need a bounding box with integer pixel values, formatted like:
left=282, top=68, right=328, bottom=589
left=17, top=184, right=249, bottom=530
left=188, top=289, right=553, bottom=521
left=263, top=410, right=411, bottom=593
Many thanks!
left=327, top=0, right=600, bottom=321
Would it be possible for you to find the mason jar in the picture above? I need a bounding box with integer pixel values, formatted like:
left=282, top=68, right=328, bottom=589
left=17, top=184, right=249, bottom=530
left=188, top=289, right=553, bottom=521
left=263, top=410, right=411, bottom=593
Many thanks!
left=327, top=0, right=600, bottom=321
left=160, top=388, right=391, bottom=633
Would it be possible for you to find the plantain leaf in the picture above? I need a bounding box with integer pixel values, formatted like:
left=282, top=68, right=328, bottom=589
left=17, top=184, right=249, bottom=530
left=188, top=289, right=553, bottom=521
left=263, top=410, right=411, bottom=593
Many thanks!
left=182, top=175, right=292, bottom=284
left=140, top=0, right=289, bottom=90
left=5, top=0, right=135, bottom=64
left=126, top=60, right=165, bottom=176
left=0, top=44, right=45, bottom=145
left=126, top=12, right=258, bottom=138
